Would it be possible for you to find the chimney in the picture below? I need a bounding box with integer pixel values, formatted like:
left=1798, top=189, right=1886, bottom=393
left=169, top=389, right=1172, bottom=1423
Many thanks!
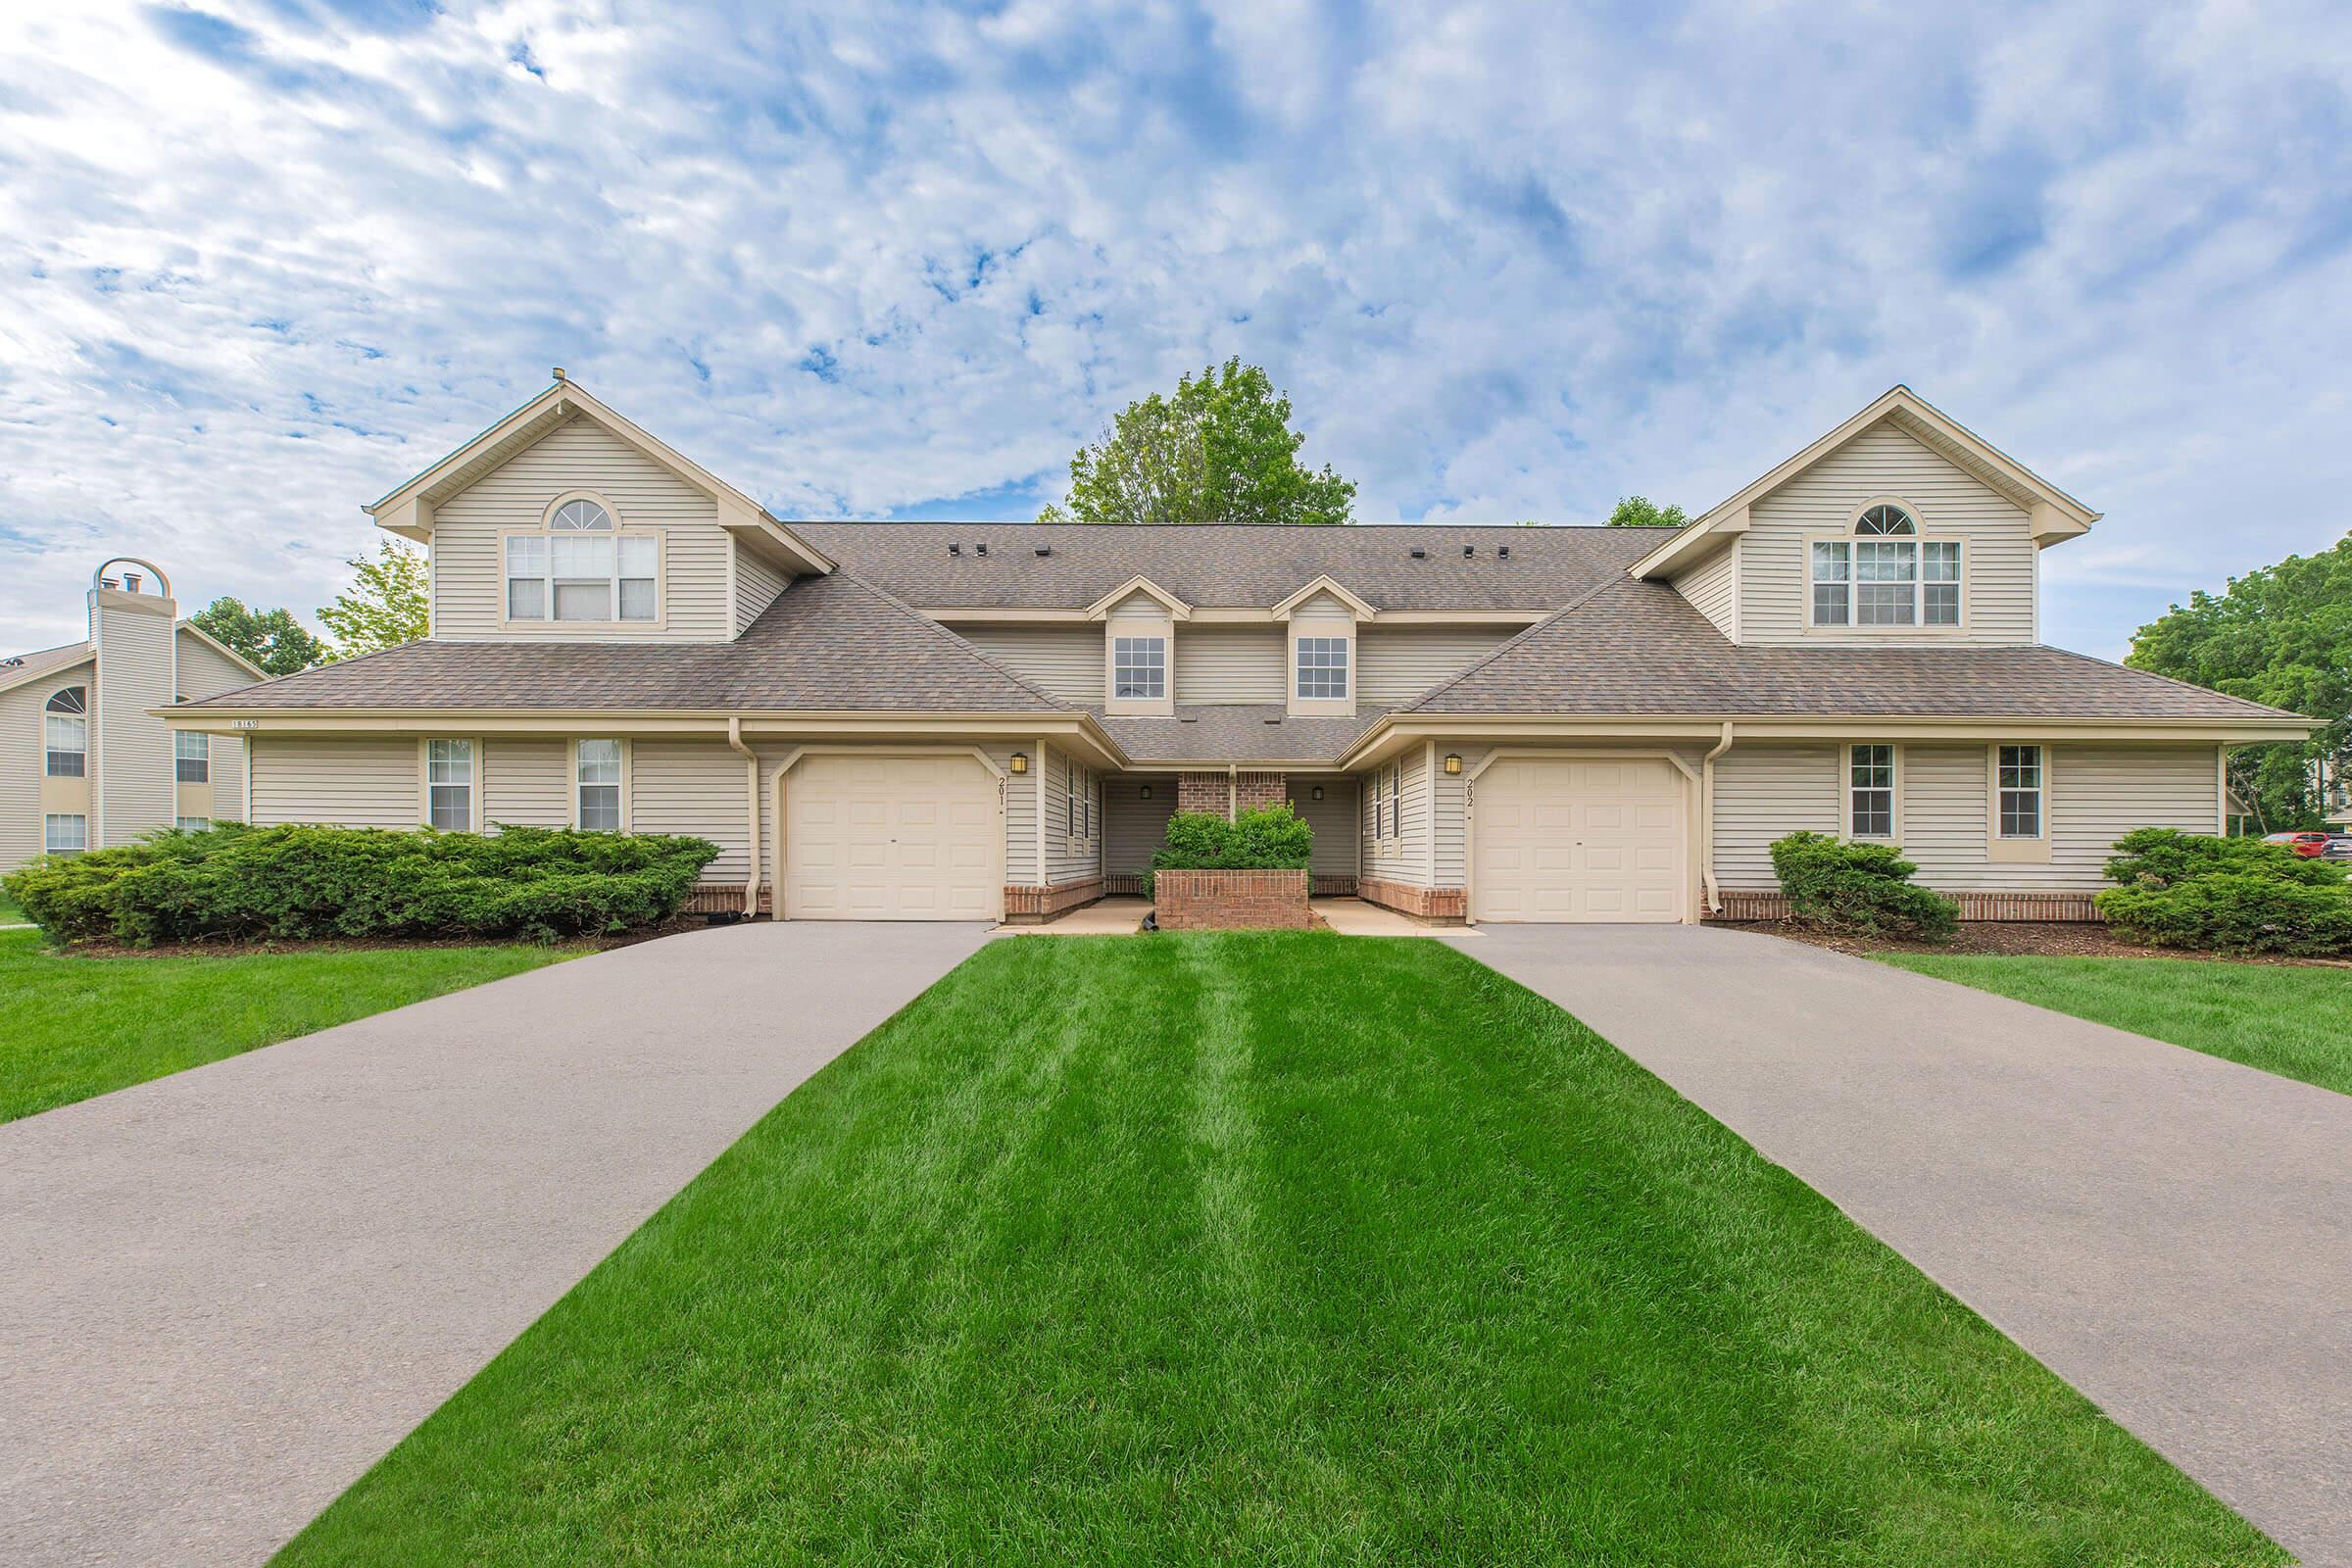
left=87, top=558, right=179, bottom=850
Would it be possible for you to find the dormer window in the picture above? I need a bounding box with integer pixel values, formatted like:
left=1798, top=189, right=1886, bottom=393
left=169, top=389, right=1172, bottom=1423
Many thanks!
left=504, top=493, right=659, bottom=624
left=1296, top=636, right=1350, bottom=700
left=1810, top=503, right=1959, bottom=627
left=1112, top=636, right=1165, bottom=700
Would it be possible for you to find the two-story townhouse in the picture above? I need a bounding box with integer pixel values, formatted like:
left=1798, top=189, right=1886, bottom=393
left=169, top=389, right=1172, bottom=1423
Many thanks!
left=162, top=376, right=2313, bottom=923
left=1, top=562, right=266, bottom=873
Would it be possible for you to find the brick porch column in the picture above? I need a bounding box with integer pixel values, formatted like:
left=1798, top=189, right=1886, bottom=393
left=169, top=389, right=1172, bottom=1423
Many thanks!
left=1177, top=771, right=1229, bottom=816
left=1234, top=770, right=1286, bottom=812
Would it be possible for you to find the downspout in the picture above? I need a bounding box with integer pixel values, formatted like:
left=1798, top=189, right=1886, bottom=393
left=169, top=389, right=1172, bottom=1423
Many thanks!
left=1700, top=721, right=1735, bottom=916
left=726, top=717, right=761, bottom=917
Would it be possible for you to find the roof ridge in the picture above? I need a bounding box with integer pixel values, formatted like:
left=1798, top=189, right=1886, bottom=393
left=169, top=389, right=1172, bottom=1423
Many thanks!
left=792, top=519, right=1648, bottom=533
left=821, top=567, right=1072, bottom=711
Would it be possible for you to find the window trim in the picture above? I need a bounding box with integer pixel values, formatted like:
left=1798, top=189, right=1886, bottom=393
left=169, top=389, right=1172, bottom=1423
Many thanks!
left=1842, top=742, right=1901, bottom=842
left=499, top=490, right=666, bottom=632
left=418, top=737, right=481, bottom=833
left=572, top=738, right=630, bottom=832
left=174, top=729, right=210, bottom=784
left=1987, top=744, right=2054, bottom=863
left=44, top=686, right=88, bottom=778
left=44, top=812, right=88, bottom=856
left=1805, top=499, right=1964, bottom=633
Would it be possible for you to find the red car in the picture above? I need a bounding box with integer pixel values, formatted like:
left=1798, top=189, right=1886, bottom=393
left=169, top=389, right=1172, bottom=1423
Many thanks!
left=2263, top=830, right=2333, bottom=858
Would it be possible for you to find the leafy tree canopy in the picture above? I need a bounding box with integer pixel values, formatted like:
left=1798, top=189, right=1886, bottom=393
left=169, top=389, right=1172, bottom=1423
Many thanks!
left=1606, top=495, right=1689, bottom=528
left=318, top=541, right=430, bottom=661
left=2128, top=534, right=2351, bottom=830
left=188, top=597, right=326, bottom=677
left=1040, top=358, right=1355, bottom=526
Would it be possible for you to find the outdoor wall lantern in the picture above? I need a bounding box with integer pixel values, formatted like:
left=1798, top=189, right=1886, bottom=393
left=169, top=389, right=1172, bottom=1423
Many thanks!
left=1009, top=751, right=1029, bottom=775
left=1444, top=753, right=1464, bottom=775
left=1140, top=783, right=1152, bottom=799
left=1310, top=785, right=1325, bottom=801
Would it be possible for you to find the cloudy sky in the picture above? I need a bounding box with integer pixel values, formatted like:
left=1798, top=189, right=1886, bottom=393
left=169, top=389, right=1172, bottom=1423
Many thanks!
left=3, top=0, right=2348, bottom=658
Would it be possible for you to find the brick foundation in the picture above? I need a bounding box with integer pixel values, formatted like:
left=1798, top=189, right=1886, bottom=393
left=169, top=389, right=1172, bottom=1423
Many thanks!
left=1355, top=877, right=1467, bottom=923
left=684, top=884, right=771, bottom=916
left=1153, top=868, right=1313, bottom=930
left=1711, top=889, right=2106, bottom=923
left=1003, top=878, right=1105, bottom=922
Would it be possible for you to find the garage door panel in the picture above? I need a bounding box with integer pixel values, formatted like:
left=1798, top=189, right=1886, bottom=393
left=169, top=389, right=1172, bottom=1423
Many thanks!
left=785, top=755, right=1003, bottom=921
left=1474, top=758, right=1687, bottom=924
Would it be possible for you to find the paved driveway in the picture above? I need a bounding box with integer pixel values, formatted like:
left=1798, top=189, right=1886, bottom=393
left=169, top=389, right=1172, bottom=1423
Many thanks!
left=1474, top=923, right=2352, bottom=1567
left=0, top=920, right=989, bottom=1568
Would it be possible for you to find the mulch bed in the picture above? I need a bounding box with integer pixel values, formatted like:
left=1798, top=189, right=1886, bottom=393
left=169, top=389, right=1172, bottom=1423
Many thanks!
left=1717, top=918, right=2351, bottom=968
left=21, top=914, right=714, bottom=961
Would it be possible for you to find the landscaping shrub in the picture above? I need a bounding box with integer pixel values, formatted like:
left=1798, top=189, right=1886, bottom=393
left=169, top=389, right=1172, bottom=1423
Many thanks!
left=2096, top=827, right=2351, bottom=956
left=2, top=822, right=719, bottom=947
left=1142, top=803, right=1313, bottom=899
left=1768, top=830, right=1959, bottom=940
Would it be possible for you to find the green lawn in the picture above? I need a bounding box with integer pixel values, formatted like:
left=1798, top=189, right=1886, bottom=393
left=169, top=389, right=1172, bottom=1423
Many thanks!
left=282, top=934, right=2276, bottom=1567
left=0, top=894, right=24, bottom=924
left=0, top=929, right=570, bottom=1122
left=1881, top=954, right=2352, bottom=1097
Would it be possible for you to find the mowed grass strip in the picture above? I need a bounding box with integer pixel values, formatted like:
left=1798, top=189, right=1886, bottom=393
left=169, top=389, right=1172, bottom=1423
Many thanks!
left=1882, top=954, right=2352, bottom=1097
left=281, top=934, right=2278, bottom=1567
left=0, top=929, right=568, bottom=1122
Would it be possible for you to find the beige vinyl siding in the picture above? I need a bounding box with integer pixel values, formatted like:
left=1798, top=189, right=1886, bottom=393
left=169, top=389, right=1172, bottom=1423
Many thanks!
left=93, top=598, right=176, bottom=848
left=194, top=736, right=247, bottom=825
left=733, top=546, right=790, bottom=636
left=482, top=739, right=571, bottom=828
left=430, top=415, right=729, bottom=642
left=1287, top=777, right=1360, bottom=879
left=1673, top=543, right=1738, bottom=639
left=172, top=630, right=258, bottom=702
left=1176, top=626, right=1284, bottom=704
left=1361, top=752, right=1430, bottom=884
left=1043, top=743, right=1101, bottom=883
left=1355, top=628, right=1516, bottom=705
left=1712, top=743, right=1840, bottom=889
left=1106, top=775, right=1176, bottom=876
left=956, top=626, right=1102, bottom=705
left=632, top=739, right=753, bottom=882
left=1740, top=420, right=2037, bottom=645
left=248, top=735, right=420, bottom=828
left=1, top=658, right=96, bottom=872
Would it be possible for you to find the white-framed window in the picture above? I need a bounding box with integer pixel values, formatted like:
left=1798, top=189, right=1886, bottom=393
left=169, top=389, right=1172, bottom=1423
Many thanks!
left=503, top=495, right=657, bottom=622
left=1997, top=745, right=2044, bottom=839
left=174, top=729, right=209, bottom=784
left=1848, top=744, right=1896, bottom=838
left=44, top=687, right=86, bottom=778
left=1296, top=636, right=1349, bottom=700
left=1810, top=505, right=1959, bottom=627
left=576, top=739, right=623, bottom=831
left=1112, top=636, right=1165, bottom=700
left=426, top=739, right=474, bottom=830
left=44, top=813, right=87, bottom=855
left=175, top=816, right=211, bottom=833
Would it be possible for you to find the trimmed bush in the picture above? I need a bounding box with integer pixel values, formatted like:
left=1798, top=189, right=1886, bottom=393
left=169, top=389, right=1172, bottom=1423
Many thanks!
left=2096, top=828, right=2350, bottom=956
left=2, top=822, right=719, bottom=947
left=1143, top=804, right=1313, bottom=900
left=1768, top=830, right=1959, bottom=940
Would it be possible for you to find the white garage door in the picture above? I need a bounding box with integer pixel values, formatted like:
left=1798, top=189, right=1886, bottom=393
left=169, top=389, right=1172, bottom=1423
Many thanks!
left=1473, top=758, right=1688, bottom=922
left=782, top=755, right=1002, bottom=920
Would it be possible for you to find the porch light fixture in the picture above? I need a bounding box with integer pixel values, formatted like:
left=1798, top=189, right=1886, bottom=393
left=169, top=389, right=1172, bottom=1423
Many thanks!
left=1310, top=785, right=1325, bottom=801
left=1140, top=783, right=1152, bottom=799
left=1444, top=753, right=1463, bottom=775
left=1009, top=751, right=1029, bottom=775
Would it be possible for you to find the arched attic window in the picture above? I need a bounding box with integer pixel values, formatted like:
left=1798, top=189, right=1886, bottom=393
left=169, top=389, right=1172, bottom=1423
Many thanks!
left=1810, top=502, right=1959, bottom=627
left=504, top=493, right=658, bottom=623
left=44, top=687, right=87, bottom=777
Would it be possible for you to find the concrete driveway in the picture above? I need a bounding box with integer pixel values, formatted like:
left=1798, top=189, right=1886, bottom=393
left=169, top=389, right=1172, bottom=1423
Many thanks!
left=1474, top=923, right=2352, bottom=1568
left=0, top=920, right=989, bottom=1568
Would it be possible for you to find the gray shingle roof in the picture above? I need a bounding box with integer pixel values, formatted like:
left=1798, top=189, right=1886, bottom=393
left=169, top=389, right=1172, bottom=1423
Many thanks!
left=177, top=571, right=1068, bottom=713
left=0, top=639, right=96, bottom=697
left=1088, top=706, right=1391, bottom=765
left=1399, top=575, right=2306, bottom=720
left=791, top=521, right=1651, bottom=612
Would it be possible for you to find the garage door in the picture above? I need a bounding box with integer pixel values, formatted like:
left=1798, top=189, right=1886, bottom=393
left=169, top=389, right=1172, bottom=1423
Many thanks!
left=1473, top=758, right=1687, bottom=922
left=782, top=755, right=1002, bottom=920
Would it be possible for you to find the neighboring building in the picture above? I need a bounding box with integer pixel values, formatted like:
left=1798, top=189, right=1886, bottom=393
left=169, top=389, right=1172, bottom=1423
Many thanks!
left=2, top=561, right=266, bottom=873
left=165, top=377, right=2313, bottom=923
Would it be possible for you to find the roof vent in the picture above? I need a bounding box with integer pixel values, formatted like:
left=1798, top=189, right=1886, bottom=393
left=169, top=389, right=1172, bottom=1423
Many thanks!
left=1262, top=716, right=1282, bottom=725
left=948, top=542, right=960, bottom=556
left=1035, top=545, right=1051, bottom=557
left=1461, top=546, right=1474, bottom=559
left=975, top=542, right=988, bottom=558
left=1498, top=545, right=1511, bottom=560
left=1408, top=547, right=1427, bottom=560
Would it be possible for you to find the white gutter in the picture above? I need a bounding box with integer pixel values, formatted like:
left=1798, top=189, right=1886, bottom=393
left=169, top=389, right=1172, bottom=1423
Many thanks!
left=1700, top=721, right=1736, bottom=915
left=726, top=716, right=761, bottom=917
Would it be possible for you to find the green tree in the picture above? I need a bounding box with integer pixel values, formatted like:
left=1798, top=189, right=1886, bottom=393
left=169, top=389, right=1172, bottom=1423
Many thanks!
left=1040, top=358, right=1354, bottom=526
left=188, top=597, right=326, bottom=677
left=1606, top=495, right=1689, bottom=528
left=2127, top=535, right=2351, bottom=832
left=318, top=541, right=430, bottom=661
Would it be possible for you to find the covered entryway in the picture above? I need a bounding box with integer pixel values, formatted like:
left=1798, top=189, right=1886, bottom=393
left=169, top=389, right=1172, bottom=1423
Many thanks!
left=781, top=753, right=1002, bottom=920
left=1472, top=756, right=1689, bottom=922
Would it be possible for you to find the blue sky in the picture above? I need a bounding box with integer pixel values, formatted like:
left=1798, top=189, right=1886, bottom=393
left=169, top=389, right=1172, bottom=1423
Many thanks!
left=3, top=1, right=2349, bottom=658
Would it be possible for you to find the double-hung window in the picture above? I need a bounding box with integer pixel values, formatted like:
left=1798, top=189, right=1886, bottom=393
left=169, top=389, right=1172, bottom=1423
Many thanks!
left=1848, top=744, right=1895, bottom=839
left=1997, top=745, right=2043, bottom=839
left=44, top=688, right=86, bottom=777
left=174, top=730, right=209, bottom=784
left=426, top=739, right=474, bottom=830
left=1112, top=637, right=1165, bottom=701
left=44, top=813, right=87, bottom=855
left=1296, top=636, right=1349, bottom=700
left=175, top=816, right=211, bottom=833
left=576, top=740, right=623, bottom=830
left=1810, top=505, right=1959, bottom=627
left=505, top=498, right=657, bottom=622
